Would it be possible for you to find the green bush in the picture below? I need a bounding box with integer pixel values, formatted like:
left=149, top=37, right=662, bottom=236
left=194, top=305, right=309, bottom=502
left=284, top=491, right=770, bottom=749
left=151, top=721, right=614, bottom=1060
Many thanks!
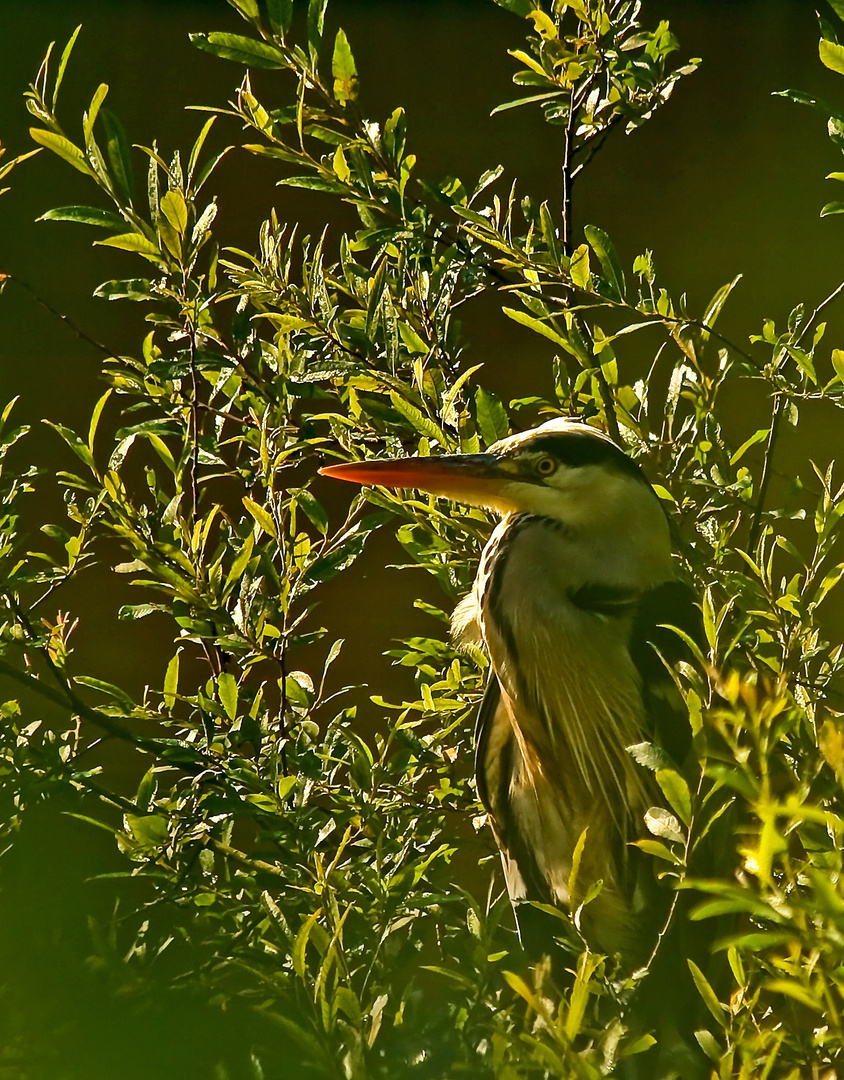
left=3, top=1, right=844, bottom=1077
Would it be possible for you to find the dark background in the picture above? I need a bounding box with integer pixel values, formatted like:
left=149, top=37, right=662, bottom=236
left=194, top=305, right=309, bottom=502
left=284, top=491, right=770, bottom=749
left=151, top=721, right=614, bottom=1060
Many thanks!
left=0, top=1, right=841, bottom=1075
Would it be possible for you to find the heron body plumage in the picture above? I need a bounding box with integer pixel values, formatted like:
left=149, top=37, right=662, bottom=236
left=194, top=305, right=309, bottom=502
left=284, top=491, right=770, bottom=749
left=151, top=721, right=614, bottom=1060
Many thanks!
left=454, top=489, right=678, bottom=956
left=320, top=418, right=697, bottom=962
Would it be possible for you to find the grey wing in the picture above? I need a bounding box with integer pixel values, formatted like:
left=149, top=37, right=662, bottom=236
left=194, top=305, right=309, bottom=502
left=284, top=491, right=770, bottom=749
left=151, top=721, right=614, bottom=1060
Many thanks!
left=474, top=674, right=551, bottom=905
left=570, top=578, right=701, bottom=765
left=629, top=580, right=702, bottom=765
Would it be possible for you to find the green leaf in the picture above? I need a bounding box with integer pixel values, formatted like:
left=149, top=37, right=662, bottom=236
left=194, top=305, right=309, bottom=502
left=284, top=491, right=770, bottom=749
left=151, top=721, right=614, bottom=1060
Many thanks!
left=243, top=496, right=278, bottom=539
left=161, top=189, right=189, bottom=235
left=29, top=128, right=92, bottom=176
left=630, top=839, right=682, bottom=864
left=332, top=28, right=358, bottom=104
left=389, top=392, right=448, bottom=445
left=189, top=32, right=286, bottom=69
left=88, top=388, right=111, bottom=453
left=53, top=25, right=82, bottom=112
left=569, top=243, right=591, bottom=289
left=584, top=224, right=625, bottom=300
left=730, top=428, right=768, bottom=465
left=763, top=979, right=822, bottom=1010
left=43, top=420, right=96, bottom=470
left=118, top=603, right=165, bottom=621
left=644, top=806, right=684, bottom=844
left=38, top=205, right=125, bottom=229
left=218, top=672, right=238, bottom=720
left=267, top=0, right=294, bottom=35
left=702, top=275, right=741, bottom=334
left=307, top=0, right=328, bottom=54
left=296, top=489, right=329, bottom=535
left=227, top=0, right=260, bottom=19
left=227, top=533, right=255, bottom=584
left=502, top=306, right=569, bottom=349
left=95, top=232, right=162, bottom=261
left=100, top=108, right=134, bottom=202
left=491, top=0, right=533, bottom=13
left=83, top=83, right=109, bottom=146
left=831, top=0, right=844, bottom=20
left=474, top=386, right=509, bottom=446
left=688, top=960, right=726, bottom=1026
left=293, top=910, right=322, bottom=979
left=277, top=176, right=348, bottom=193
left=820, top=38, right=844, bottom=75
left=163, top=651, right=180, bottom=710
left=821, top=201, right=844, bottom=217
left=94, top=278, right=155, bottom=301
left=832, top=348, right=844, bottom=382
left=74, top=675, right=135, bottom=712
left=655, top=768, right=692, bottom=827
left=126, top=813, right=169, bottom=849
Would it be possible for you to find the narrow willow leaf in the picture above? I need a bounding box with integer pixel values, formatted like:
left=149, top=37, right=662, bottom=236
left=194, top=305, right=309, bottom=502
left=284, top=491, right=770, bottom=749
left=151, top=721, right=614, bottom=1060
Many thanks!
left=218, top=672, right=238, bottom=720
left=227, top=0, right=260, bottom=19
left=584, top=224, right=625, bottom=300
left=94, top=278, right=155, bottom=301
left=95, top=232, right=162, bottom=261
left=441, top=364, right=483, bottom=427
left=702, top=274, right=741, bottom=333
left=227, top=533, right=255, bottom=583
left=630, top=839, right=682, bottom=864
left=491, top=0, right=533, bottom=13
left=277, top=176, right=347, bottom=193
left=502, top=970, right=544, bottom=1011
left=75, top=675, right=135, bottom=711
left=307, top=0, right=328, bottom=54
left=332, top=28, right=358, bottom=104
left=38, top=205, right=124, bottom=229
left=820, top=38, right=844, bottom=75
left=821, top=201, right=844, bottom=217
left=567, top=827, right=589, bottom=905
left=53, top=25, right=82, bottom=111
left=389, top=392, right=447, bottom=445
left=688, top=960, right=726, bottom=1026
left=730, top=428, right=768, bottom=465
left=570, top=243, right=591, bottom=288
left=502, top=306, right=569, bottom=349
left=474, top=386, right=509, bottom=445
left=565, top=951, right=600, bottom=1040
left=267, top=0, right=294, bottom=35
left=83, top=83, right=109, bottom=146
left=189, top=32, right=286, bottom=69
left=644, top=806, right=684, bottom=844
left=763, top=978, right=821, bottom=1011
left=293, top=910, right=322, bottom=979
left=296, top=489, right=329, bottom=535
left=655, top=768, right=692, bottom=827
left=161, top=189, right=189, bottom=235
left=100, top=108, right=134, bottom=202
left=243, top=497, right=278, bottom=540
left=29, top=128, right=92, bottom=176
left=88, top=389, right=112, bottom=454
left=163, top=652, right=180, bottom=710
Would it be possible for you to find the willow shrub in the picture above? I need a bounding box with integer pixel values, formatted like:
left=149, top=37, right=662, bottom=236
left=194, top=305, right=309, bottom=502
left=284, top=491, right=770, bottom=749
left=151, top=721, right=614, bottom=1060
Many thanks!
left=3, top=1, right=844, bottom=1077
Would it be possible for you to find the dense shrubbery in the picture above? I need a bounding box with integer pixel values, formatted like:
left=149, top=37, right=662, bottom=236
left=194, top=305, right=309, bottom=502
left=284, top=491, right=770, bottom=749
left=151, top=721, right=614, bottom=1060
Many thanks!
left=4, top=1, right=844, bottom=1076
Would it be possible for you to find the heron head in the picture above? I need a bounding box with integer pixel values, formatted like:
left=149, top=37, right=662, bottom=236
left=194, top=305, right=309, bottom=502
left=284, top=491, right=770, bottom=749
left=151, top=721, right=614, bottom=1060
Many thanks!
left=319, top=418, right=656, bottom=524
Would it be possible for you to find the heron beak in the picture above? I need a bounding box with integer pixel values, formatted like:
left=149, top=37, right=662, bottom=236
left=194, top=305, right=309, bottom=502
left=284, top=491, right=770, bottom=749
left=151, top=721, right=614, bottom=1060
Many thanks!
left=319, top=454, right=512, bottom=509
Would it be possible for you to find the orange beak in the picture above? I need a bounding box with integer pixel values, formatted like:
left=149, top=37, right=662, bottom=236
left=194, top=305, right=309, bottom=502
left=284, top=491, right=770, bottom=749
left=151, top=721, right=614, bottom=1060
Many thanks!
left=319, top=454, right=509, bottom=508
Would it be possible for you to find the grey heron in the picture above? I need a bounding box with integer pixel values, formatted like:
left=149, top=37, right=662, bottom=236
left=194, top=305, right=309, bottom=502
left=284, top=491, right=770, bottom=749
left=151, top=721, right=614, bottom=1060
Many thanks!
left=320, top=417, right=699, bottom=964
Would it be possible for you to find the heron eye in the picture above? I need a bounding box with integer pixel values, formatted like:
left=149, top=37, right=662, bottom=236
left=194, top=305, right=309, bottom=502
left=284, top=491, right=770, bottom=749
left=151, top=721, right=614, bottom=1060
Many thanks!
left=535, top=456, right=557, bottom=477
